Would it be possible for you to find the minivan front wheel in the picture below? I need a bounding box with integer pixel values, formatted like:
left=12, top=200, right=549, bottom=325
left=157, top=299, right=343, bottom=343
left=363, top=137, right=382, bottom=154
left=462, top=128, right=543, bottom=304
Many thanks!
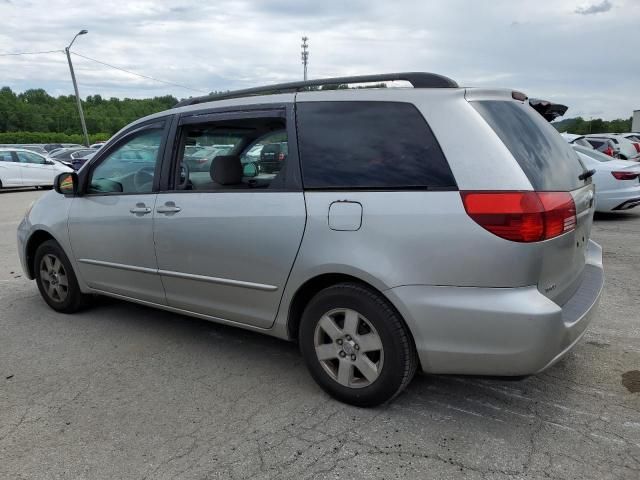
left=299, top=282, right=417, bottom=407
left=34, top=240, right=88, bottom=313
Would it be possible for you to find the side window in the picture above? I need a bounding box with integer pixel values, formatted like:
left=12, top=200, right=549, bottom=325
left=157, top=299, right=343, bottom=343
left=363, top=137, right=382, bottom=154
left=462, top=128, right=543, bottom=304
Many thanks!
left=296, top=101, right=456, bottom=189
left=89, top=128, right=163, bottom=194
left=0, top=152, right=14, bottom=162
left=17, top=151, right=45, bottom=164
left=176, top=116, right=287, bottom=191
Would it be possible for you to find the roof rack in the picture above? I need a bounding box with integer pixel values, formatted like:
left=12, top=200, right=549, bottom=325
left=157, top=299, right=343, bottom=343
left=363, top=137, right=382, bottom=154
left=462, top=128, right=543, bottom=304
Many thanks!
left=174, top=72, right=458, bottom=107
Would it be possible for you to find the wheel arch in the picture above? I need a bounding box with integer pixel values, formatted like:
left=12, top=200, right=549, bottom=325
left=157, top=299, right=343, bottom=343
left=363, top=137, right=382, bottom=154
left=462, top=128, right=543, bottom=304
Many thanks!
left=286, top=273, right=418, bottom=355
left=25, top=229, right=56, bottom=278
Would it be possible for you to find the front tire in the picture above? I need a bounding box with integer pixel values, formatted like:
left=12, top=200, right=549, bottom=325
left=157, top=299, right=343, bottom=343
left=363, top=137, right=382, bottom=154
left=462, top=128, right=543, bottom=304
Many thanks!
left=34, top=240, right=89, bottom=313
left=299, top=282, right=418, bottom=407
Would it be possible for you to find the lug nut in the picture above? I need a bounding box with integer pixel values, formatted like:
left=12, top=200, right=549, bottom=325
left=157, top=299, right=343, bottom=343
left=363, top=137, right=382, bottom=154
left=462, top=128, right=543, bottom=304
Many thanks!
left=337, top=339, right=343, bottom=345
left=351, top=354, right=356, bottom=361
left=346, top=335, right=352, bottom=341
left=354, top=344, right=360, bottom=350
left=339, top=351, right=346, bottom=358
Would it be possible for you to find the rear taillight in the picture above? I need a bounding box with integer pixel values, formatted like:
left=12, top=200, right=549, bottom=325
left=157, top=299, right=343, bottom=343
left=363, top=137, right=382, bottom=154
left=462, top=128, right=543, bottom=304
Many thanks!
left=604, top=146, right=614, bottom=157
left=632, top=143, right=640, bottom=153
left=278, top=152, right=285, bottom=161
left=461, top=191, right=577, bottom=243
left=611, top=171, right=640, bottom=181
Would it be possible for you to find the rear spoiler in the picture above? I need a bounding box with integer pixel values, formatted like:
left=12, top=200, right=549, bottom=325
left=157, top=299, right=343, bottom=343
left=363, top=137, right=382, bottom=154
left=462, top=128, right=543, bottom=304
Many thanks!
left=529, top=98, right=568, bottom=122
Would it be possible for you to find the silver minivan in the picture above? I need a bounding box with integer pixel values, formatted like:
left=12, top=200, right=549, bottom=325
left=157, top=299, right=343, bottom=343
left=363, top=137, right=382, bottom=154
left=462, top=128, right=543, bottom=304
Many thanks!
left=17, top=73, right=604, bottom=406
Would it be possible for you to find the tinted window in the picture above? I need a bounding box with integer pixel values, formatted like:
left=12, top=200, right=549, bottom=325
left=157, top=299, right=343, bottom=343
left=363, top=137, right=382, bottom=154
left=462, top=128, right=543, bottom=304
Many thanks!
left=297, top=102, right=456, bottom=189
left=472, top=101, right=585, bottom=191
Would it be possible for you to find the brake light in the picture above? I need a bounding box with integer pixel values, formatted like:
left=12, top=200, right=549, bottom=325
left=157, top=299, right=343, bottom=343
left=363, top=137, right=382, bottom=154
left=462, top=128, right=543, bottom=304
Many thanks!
left=278, top=152, right=285, bottom=161
left=461, top=191, right=577, bottom=242
left=611, top=171, right=640, bottom=180
left=632, top=143, right=640, bottom=153
left=604, top=146, right=614, bottom=157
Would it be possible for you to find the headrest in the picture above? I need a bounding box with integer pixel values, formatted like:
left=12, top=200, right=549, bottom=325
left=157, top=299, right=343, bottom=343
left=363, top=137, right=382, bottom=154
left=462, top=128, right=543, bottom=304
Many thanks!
left=210, top=155, right=242, bottom=185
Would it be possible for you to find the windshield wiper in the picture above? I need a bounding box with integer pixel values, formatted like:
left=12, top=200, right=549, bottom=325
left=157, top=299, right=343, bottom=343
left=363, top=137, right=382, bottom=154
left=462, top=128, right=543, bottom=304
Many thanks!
left=578, top=169, right=596, bottom=181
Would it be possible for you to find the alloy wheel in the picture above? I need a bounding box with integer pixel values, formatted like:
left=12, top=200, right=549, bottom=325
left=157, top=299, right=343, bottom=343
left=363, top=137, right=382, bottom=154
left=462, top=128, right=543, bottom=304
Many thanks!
left=39, top=254, right=69, bottom=302
left=314, top=308, right=384, bottom=388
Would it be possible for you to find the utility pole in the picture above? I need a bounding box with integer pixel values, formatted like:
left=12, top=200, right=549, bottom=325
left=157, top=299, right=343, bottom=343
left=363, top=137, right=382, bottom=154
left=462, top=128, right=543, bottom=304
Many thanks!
left=301, top=36, right=309, bottom=81
left=65, top=30, right=90, bottom=147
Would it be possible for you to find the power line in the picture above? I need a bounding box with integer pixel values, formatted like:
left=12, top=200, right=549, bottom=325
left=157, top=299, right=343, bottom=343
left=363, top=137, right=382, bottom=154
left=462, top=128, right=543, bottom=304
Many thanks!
left=71, top=51, right=208, bottom=93
left=0, top=49, right=63, bottom=57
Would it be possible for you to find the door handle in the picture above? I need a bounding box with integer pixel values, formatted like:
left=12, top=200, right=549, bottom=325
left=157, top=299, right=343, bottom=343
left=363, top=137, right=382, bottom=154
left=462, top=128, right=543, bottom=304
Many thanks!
left=130, top=203, right=152, bottom=215
left=156, top=201, right=182, bottom=215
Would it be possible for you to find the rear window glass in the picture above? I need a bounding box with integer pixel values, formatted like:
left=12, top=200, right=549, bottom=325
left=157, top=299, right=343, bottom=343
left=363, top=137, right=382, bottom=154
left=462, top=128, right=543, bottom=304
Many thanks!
left=472, top=101, right=585, bottom=191
left=297, top=101, right=456, bottom=189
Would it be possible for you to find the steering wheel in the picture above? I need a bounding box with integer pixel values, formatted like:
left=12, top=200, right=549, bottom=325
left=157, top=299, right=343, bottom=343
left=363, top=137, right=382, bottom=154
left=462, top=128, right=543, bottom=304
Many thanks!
left=133, top=166, right=155, bottom=192
left=176, top=162, right=190, bottom=190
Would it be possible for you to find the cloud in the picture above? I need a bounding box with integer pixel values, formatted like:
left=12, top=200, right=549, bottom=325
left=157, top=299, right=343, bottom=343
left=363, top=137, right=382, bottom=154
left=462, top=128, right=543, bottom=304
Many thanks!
left=575, top=0, right=613, bottom=15
left=0, top=0, right=638, bottom=120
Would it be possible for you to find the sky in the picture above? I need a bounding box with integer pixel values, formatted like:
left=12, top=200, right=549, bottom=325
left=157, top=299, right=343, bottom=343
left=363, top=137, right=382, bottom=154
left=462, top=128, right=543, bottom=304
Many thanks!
left=0, top=0, right=637, bottom=120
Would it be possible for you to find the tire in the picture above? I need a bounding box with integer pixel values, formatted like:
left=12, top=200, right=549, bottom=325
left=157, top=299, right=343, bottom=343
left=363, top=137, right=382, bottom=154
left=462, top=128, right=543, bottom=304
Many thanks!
left=34, top=239, right=89, bottom=313
left=299, top=282, right=418, bottom=407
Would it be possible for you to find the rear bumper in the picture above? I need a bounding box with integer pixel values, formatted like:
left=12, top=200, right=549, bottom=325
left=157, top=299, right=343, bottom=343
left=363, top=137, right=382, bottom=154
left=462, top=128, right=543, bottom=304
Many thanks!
left=386, top=240, right=604, bottom=376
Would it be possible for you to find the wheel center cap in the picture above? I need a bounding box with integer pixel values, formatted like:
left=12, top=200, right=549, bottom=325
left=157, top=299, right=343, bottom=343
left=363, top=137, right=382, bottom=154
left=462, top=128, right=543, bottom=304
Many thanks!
left=342, top=341, right=355, bottom=355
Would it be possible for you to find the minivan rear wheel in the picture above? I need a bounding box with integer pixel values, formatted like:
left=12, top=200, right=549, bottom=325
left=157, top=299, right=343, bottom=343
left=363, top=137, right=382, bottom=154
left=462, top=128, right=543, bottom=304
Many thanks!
left=299, top=282, right=417, bottom=407
left=34, top=240, right=89, bottom=313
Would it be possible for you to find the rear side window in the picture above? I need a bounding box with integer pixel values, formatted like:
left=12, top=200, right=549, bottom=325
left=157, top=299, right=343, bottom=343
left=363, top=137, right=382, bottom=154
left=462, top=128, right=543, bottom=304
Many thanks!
left=297, top=101, right=456, bottom=189
left=472, top=101, right=585, bottom=191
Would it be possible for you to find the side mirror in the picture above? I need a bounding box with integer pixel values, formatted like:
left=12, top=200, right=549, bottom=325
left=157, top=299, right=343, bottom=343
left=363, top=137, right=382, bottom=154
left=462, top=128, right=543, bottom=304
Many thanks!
left=243, top=162, right=258, bottom=177
left=45, top=160, right=55, bottom=165
left=54, top=172, right=78, bottom=195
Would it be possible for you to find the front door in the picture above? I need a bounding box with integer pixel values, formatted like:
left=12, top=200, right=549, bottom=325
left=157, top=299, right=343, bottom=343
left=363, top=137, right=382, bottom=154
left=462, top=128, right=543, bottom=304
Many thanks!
left=15, top=150, right=52, bottom=186
left=153, top=107, right=306, bottom=328
left=0, top=151, right=22, bottom=186
left=68, top=122, right=169, bottom=304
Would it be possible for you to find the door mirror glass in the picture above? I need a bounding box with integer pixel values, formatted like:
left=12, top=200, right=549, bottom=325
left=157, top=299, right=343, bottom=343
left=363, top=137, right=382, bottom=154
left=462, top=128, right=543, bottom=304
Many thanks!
left=243, top=162, right=258, bottom=177
left=54, top=172, right=78, bottom=195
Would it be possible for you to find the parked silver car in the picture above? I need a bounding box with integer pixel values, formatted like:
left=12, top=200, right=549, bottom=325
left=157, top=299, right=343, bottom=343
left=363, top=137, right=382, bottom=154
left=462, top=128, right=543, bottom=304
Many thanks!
left=17, top=73, right=604, bottom=406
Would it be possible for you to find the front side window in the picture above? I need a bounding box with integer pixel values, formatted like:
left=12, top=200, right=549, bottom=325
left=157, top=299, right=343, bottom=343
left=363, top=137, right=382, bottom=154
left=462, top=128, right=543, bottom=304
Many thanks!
left=89, top=128, right=163, bottom=194
left=17, top=151, right=45, bottom=164
left=176, top=117, right=287, bottom=191
left=296, top=101, right=456, bottom=189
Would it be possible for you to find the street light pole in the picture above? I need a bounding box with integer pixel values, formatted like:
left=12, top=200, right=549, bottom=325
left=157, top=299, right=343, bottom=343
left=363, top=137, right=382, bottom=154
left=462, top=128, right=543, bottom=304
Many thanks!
left=65, top=30, right=90, bottom=147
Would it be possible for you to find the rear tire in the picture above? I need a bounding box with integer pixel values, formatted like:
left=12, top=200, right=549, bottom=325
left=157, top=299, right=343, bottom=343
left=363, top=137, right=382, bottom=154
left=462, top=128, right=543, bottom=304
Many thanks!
left=34, top=239, right=89, bottom=313
left=299, top=282, right=418, bottom=407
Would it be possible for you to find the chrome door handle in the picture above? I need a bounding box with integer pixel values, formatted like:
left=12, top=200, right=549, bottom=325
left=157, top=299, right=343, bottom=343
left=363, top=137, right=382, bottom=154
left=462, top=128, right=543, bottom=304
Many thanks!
left=156, top=202, right=181, bottom=214
left=130, top=203, right=152, bottom=215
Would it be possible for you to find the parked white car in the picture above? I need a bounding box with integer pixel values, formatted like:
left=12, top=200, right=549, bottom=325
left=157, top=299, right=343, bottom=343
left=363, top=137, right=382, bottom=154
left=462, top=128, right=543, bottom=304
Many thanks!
left=0, top=148, right=73, bottom=189
left=573, top=145, right=640, bottom=212
left=585, top=134, right=640, bottom=161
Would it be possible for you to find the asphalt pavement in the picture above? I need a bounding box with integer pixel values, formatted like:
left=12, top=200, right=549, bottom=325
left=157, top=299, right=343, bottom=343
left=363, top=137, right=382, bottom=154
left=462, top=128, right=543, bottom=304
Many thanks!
left=1, top=188, right=639, bottom=479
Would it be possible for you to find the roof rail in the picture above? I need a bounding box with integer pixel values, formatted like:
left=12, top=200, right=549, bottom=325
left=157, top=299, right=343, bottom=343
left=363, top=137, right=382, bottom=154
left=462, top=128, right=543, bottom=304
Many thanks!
left=174, top=72, right=458, bottom=107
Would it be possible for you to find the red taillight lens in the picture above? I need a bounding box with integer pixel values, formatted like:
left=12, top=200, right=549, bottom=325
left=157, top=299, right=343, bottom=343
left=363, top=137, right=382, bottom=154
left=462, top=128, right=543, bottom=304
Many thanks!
left=461, top=191, right=577, bottom=243
left=611, top=171, right=640, bottom=180
left=278, top=152, right=285, bottom=161
left=632, top=143, right=640, bottom=153
left=604, top=146, right=614, bottom=157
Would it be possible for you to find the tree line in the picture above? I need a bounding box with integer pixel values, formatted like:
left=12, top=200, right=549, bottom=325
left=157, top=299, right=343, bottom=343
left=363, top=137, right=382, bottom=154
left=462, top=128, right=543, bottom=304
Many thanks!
left=551, top=116, right=633, bottom=135
left=0, top=86, right=179, bottom=144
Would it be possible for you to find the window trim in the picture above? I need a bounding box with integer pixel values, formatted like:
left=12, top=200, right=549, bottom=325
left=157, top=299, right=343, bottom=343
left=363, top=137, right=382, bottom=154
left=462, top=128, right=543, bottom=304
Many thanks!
left=159, top=104, right=302, bottom=194
left=79, top=119, right=170, bottom=197
left=295, top=100, right=458, bottom=191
